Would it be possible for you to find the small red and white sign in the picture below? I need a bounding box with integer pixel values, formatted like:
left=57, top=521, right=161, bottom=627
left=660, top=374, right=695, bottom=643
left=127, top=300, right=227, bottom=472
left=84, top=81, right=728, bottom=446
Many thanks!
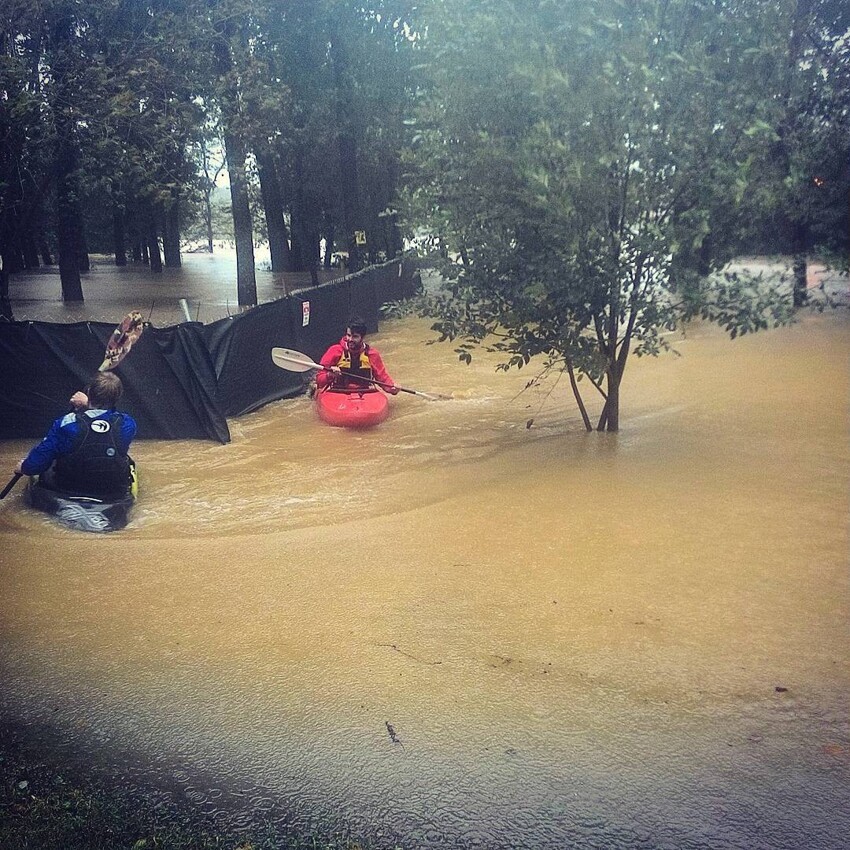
left=302, top=301, right=310, bottom=327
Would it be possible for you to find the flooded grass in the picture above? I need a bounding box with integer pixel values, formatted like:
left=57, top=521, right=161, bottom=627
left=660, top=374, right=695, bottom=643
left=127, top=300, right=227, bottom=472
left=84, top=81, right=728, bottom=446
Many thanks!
left=0, top=742, right=371, bottom=850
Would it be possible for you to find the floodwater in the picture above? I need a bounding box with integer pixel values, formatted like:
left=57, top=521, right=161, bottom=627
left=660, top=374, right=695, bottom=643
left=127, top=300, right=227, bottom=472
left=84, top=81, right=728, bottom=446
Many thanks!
left=1, top=259, right=849, bottom=849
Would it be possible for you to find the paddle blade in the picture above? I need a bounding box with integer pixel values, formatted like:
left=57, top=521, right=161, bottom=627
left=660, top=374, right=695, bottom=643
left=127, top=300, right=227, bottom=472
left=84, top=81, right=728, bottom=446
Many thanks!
left=99, top=311, right=145, bottom=371
left=271, top=347, right=321, bottom=373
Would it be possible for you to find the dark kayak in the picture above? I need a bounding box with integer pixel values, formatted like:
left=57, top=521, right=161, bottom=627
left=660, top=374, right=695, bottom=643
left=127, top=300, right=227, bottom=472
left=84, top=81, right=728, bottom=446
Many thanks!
left=25, top=462, right=137, bottom=532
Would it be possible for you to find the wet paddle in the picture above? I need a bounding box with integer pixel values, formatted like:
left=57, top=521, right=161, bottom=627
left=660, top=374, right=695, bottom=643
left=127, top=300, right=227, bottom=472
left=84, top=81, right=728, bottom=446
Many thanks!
left=0, top=474, right=21, bottom=500
left=3, top=311, right=147, bottom=499
left=271, top=347, right=451, bottom=401
left=98, top=310, right=145, bottom=371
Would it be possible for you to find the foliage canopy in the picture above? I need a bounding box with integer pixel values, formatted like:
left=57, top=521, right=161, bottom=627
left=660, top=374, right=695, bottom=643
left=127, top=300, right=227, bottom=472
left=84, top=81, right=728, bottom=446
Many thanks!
left=401, top=0, right=849, bottom=429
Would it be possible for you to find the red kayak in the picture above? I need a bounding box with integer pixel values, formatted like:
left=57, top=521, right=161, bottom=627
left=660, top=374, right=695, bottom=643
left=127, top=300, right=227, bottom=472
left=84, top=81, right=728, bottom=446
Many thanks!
left=316, top=387, right=390, bottom=428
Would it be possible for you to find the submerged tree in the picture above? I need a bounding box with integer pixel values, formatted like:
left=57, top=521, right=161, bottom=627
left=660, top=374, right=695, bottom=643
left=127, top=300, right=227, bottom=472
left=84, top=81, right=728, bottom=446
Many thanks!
left=403, top=0, right=841, bottom=431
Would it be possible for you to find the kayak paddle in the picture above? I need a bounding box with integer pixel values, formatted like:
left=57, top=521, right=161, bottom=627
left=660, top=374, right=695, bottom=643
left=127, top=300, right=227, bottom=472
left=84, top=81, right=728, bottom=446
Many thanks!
left=271, top=347, right=450, bottom=401
left=98, top=310, right=145, bottom=371
left=4, top=311, right=147, bottom=499
left=0, top=473, right=21, bottom=500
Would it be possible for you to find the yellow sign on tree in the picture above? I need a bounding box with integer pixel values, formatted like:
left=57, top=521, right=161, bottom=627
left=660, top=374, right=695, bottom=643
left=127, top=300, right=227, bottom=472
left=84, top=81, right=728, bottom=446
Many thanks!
left=354, top=230, right=367, bottom=245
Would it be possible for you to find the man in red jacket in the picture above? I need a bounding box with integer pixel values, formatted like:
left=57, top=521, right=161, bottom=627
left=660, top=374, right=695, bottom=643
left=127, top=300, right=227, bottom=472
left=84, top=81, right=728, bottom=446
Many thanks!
left=316, top=317, right=398, bottom=394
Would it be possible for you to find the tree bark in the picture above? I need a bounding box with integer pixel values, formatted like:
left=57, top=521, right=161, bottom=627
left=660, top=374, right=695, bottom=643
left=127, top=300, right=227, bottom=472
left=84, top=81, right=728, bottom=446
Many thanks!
left=223, top=131, right=257, bottom=305
left=0, top=251, right=13, bottom=320
left=778, top=0, right=813, bottom=310
left=46, top=5, right=83, bottom=299
left=112, top=205, right=127, bottom=266
left=163, top=199, right=182, bottom=268
left=565, top=359, right=592, bottom=432
left=792, top=221, right=808, bottom=307
left=73, top=207, right=90, bottom=272
left=330, top=22, right=364, bottom=272
left=288, top=205, right=305, bottom=271
left=55, top=139, right=83, bottom=301
left=38, top=236, right=53, bottom=266
left=147, top=214, right=163, bottom=273
left=203, top=191, right=214, bottom=252
left=22, top=232, right=40, bottom=269
left=289, top=150, right=320, bottom=274
left=213, top=15, right=257, bottom=305
left=597, top=359, right=621, bottom=433
left=383, top=158, right=404, bottom=257
left=323, top=219, right=335, bottom=268
left=256, top=147, right=292, bottom=272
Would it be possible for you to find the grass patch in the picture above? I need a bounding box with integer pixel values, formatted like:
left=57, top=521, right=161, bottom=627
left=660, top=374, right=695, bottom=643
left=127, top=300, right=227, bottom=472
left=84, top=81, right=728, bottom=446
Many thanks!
left=0, top=745, right=371, bottom=850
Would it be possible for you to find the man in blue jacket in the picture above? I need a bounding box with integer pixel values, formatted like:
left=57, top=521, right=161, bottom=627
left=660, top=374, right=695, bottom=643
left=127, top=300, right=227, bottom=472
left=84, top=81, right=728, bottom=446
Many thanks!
left=15, top=372, right=137, bottom=498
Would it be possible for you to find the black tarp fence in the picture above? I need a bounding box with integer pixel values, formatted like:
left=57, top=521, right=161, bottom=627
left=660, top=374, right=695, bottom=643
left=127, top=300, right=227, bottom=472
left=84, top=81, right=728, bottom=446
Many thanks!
left=0, top=259, right=421, bottom=443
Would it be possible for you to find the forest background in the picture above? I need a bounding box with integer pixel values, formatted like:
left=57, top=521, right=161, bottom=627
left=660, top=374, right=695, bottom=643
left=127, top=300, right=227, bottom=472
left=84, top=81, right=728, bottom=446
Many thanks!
left=1, top=0, right=848, bottom=430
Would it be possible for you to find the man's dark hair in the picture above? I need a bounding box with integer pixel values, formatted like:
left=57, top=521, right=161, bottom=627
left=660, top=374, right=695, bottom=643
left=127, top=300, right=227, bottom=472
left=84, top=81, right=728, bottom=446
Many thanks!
left=87, top=372, right=123, bottom=409
left=347, top=317, right=368, bottom=335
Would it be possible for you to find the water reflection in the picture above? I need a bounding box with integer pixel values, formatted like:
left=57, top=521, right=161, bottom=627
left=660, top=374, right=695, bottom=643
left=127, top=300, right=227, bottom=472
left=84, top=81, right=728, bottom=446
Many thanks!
left=0, top=308, right=848, bottom=849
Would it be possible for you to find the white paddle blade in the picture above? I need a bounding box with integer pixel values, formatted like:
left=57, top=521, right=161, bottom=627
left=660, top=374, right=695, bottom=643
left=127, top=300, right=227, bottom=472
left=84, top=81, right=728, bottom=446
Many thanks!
left=271, top=347, right=321, bottom=372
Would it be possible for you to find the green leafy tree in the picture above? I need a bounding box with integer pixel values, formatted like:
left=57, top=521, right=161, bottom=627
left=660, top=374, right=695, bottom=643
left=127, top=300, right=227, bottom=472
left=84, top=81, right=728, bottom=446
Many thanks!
left=734, top=0, right=850, bottom=300
left=0, top=1, right=55, bottom=312
left=402, top=0, right=821, bottom=431
left=249, top=0, right=417, bottom=274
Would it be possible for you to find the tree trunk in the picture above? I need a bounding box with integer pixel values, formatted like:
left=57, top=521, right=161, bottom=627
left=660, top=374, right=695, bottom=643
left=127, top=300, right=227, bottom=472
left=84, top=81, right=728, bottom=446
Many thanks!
left=47, top=5, right=83, bottom=300
left=792, top=222, right=808, bottom=308
left=565, top=360, right=593, bottom=432
left=323, top=219, right=335, bottom=268
left=597, top=365, right=620, bottom=432
left=4, top=233, right=24, bottom=274
left=147, top=216, right=163, bottom=273
left=338, top=132, right=363, bottom=272
left=330, top=23, right=364, bottom=273
left=778, top=0, right=813, bottom=310
left=292, top=154, right=321, bottom=283
left=288, top=152, right=314, bottom=273
left=55, top=140, right=83, bottom=301
left=0, top=252, right=13, bottom=320
left=383, top=159, right=404, bottom=257
left=223, top=132, right=257, bottom=305
left=22, top=232, right=40, bottom=268
left=288, top=206, right=305, bottom=271
left=203, top=189, right=214, bottom=252
left=163, top=199, right=182, bottom=268
left=213, top=16, right=257, bottom=306
left=256, top=147, right=292, bottom=272
left=74, top=210, right=90, bottom=272
left=113, top=205, right=127, bottom=266
left=38, top=236, right=53, bottom=266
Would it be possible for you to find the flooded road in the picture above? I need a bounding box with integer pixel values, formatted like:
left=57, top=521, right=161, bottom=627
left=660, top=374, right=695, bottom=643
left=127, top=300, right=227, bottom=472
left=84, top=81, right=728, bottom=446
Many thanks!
left=1, top=301, right=848, bottom=848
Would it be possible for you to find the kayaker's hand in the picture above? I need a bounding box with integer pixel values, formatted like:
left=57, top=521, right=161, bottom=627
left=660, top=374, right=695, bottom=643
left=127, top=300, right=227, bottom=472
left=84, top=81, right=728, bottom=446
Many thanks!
left=14, top=460, right=24, bottom=475
left=327, top=366, right=341, bottom=375
left=387, top=385, right=400, bottom=395
left=70, top=391, right=89, bottom=410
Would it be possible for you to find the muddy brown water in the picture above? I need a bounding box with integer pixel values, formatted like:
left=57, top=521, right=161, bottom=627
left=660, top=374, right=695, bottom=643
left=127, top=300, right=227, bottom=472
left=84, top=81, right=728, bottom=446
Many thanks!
left=0, top=258, right=848, bottom=848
